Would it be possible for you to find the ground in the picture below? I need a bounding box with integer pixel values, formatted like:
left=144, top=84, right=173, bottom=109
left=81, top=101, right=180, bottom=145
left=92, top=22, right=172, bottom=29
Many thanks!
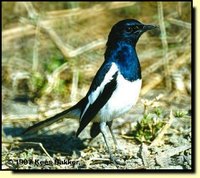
left=2, top=2, right=192, bottom=171
left=2, top=89, right=192, bottom=170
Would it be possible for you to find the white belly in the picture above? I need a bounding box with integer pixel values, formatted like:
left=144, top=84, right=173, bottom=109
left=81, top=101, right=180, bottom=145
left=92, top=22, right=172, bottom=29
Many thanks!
left=94, top=74, right=142, bottom=123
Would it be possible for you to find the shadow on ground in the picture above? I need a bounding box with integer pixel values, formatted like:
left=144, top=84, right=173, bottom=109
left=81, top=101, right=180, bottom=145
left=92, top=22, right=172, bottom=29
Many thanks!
left=3, top=126, right=87, bottom=156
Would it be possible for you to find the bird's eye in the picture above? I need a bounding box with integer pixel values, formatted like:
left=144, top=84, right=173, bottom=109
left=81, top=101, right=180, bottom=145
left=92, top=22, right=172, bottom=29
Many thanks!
left=133, top=26, right=140, bottom=30
left=125, top=27, right=133, bottom=33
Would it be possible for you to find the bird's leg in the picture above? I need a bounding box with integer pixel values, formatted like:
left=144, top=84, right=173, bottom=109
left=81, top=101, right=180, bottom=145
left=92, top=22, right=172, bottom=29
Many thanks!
left=100, top=122, right=125, bottom=165
left=100, top=122, right=116, bottom=164
left=107, top=122, right=119, bottom=153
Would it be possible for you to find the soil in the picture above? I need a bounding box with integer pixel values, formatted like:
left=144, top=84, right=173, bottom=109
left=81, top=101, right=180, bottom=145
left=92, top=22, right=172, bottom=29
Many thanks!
left=2, top=89, right=192, bottom=170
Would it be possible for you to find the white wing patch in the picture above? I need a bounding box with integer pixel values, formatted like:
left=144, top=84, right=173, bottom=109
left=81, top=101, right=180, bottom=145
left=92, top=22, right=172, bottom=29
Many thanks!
left=95, top=74, right=142, bottom=123
left=80, top=63, right=118, bottom=119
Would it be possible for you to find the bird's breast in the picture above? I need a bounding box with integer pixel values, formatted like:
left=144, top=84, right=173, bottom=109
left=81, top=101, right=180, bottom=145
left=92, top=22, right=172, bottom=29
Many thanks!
left=94, top=74, right=142, bottom=123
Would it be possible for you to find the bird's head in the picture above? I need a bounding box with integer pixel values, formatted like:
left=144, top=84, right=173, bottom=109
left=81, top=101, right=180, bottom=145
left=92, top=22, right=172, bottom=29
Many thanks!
left=106, top=19, right=158, bottom=47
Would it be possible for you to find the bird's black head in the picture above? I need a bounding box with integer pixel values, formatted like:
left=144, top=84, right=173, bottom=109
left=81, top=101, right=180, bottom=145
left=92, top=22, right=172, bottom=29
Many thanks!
left=106, top=19, right=158, bottom=47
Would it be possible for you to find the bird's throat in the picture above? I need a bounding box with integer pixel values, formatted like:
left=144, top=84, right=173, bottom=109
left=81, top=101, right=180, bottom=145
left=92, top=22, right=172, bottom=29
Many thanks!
left=105, top=42, right=141, bottom=81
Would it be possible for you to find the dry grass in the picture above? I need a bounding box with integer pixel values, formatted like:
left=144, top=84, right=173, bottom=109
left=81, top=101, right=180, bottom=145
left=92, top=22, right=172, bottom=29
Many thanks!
left=2, top=2, right=192, bottom=170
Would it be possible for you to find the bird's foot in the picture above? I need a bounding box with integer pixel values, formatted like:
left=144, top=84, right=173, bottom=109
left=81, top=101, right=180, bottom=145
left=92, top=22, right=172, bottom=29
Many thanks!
left=110, top=154, right=125, bottom=166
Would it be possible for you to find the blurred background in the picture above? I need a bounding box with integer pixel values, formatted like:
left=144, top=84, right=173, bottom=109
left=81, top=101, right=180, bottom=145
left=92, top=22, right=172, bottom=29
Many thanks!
left=2, top=2, right=192, bottom=170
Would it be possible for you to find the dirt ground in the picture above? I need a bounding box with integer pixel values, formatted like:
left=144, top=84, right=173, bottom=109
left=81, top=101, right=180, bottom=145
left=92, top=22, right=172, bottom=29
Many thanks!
left=2, top=2, right=192, bottom=171
left=2, top=89, right=192, bottom=170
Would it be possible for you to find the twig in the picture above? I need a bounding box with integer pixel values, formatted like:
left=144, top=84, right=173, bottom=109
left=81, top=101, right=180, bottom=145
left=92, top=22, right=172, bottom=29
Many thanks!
left=157, top=2, right=171, bottom=90
left=90, top=157, right=110, bottom=162
left=67, top=39, right=106, bottom=57
left=141, top=73, right=163, bottom=96
left=155, top=145, right=191, bottom=167
left=46, top=2, right=136, bottom=19
left=32, top=25, right=40, bottom=72
left=177, top=2, right=182, bottom=16
left=21, top=2, right=38, bottom=19
left=162, top=145, right=191, bottom=157
left=4, top=140, right=54, bottom=162
left=20, top=142, right=54, bottom=162
left=2, top=25, right=35, bottom=44
left=44, top=62, right=69, bottom=95
left=36, top=142, right=54, bottom=162
left=167, top=18, right=191, bottom=29
left=3, top=2, right=136, bottom=44
left=19, top=2, right=136, bottom=59
left=141, top=51, right=190, bottom=95
left=20, top=3, right=104, bottom=59
left=20, top=17, right=106, bottom=58
left=140, top=143, right=149, bottom=168
left=70, top=68, right=79, bottom=102
left=150, top=110, right=174, bottom=147
left=121, top=135, right=135, bottom=140
left=142, top=51, right=176, bottom=78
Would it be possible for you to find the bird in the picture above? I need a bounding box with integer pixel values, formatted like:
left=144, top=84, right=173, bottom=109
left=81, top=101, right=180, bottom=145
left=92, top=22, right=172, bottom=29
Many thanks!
left=23, top=19, right=158, bottom=164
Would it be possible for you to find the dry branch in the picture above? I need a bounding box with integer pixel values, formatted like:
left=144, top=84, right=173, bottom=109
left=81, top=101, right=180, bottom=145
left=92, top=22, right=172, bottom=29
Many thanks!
left=18, top=141, right=53, bottom=162
left=141, top=74, right=163, bottom=96
left=20, top=14, right=105, bottom=59
left=44, top=63, right=69, bottom=95
left=70, top=68, right=79, bottom=102
left=167, top=18, right=191, bottom=29
left=141, top=51, right=190, bottom=95
left=46, top=2, right=136, bottom=19
left=32, top=26, right=40, bottom=71
left=3, top=2, right=136, bottom=46
left=157, top=2, right=171, bottom=90
left=2, top=25, right=35, bottom=45
left=150, top=110, right=174, bottom=147
left=142, top=51, right=177, bottom=78
left=155, top=145, right=191, bottom=167
left=140, top=143, right=149, bottom=168
left=21, top=2, right=39, bottom=19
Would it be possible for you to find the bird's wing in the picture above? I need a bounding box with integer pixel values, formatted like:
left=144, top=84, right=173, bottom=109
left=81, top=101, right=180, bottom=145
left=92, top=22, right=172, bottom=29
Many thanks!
left=76, top=62, right=118, bottom=136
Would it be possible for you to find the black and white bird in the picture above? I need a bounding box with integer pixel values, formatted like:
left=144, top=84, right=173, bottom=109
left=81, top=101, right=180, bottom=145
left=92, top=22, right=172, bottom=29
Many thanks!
left=24, top=19, right=158, bottom=163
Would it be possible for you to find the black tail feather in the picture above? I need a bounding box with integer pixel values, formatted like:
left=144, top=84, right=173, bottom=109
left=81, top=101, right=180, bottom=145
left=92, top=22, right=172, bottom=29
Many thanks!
left=23, top=106, right=80, bottom=135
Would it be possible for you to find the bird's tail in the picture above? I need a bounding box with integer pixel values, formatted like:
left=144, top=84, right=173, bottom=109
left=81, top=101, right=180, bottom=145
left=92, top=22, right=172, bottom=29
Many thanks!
left=23, top=106, right=80, bottom=135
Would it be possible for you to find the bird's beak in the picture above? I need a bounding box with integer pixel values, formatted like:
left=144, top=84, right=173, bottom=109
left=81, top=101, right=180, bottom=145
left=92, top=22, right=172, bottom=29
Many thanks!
left=143, top=24, right=159, bottom=31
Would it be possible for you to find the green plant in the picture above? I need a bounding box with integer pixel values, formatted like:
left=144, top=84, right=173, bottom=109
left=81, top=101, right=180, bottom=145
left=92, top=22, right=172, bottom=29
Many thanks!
left=130, top=113, right=165, bottom=144
left=44, top=56, right=66, bottom=73
left=174, top=110, right=188, bottom=118
left=52, top=79, right=68, bottom=96
left=153, top=107, right=163, bottom=117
